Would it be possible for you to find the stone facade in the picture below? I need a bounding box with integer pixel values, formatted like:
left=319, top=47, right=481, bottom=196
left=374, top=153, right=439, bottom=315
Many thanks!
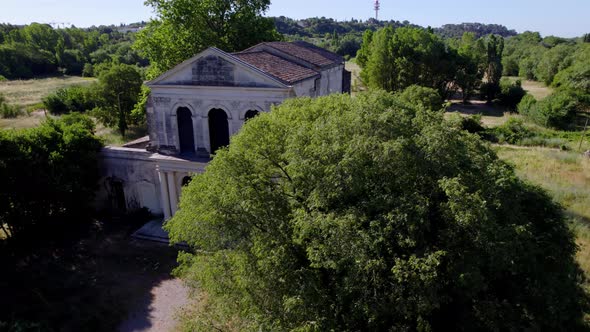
left=97, top=42, right=350, bottom=219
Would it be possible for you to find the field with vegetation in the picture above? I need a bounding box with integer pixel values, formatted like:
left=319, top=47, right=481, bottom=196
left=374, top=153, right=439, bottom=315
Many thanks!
left=0, top=76, right=96, bottom=109
left=496, top=147, right=590, bottom=282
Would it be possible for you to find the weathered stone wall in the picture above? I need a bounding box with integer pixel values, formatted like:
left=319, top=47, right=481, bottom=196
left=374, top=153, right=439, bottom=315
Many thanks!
left=148, top=86, right=292, bottom=155
left=95, top=147, right=163, bottom=215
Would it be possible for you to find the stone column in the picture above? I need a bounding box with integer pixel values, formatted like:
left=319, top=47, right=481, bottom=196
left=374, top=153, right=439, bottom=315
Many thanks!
left=167, top=172, right=179, bottom=215
left=158, top=170, right=171, bottom=220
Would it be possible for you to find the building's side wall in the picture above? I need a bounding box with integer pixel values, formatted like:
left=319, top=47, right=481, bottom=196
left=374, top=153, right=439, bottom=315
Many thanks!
left=96, top=147, right=163, bottom=215
left=318, top=64, right=345, bottom=96
left=148, top=86, right=293, bottom=155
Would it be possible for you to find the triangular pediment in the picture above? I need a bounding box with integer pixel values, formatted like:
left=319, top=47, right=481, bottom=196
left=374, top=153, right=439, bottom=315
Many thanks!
left=147, top=48, right=288, bottom=89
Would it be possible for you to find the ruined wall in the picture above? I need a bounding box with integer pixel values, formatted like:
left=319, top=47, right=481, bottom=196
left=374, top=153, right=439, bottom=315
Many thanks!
left=95, top=147, right=162, bottom=215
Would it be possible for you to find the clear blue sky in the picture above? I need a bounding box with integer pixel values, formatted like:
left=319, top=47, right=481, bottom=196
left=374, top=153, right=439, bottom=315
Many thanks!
left=1, top=0, right=588, bottom=38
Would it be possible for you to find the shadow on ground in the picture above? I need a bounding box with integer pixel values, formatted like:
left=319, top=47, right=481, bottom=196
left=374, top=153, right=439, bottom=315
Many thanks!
left=447, top=100, right=507, bottom=117
left=0, top=220, right=183, bottom=332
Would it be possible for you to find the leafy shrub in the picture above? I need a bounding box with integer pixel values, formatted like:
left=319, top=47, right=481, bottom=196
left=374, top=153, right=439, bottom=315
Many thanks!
left=167, top=91, right=588, bottom=331
left=479, top=82, right=500, bottom=102
left=498, top=78, right=526, bottom=110
left=395, top=85, right=444, bottom=112
left=0, top=115, right=102, bottom=243
left=488, top=117, right=533, bottom=144
left=0, top=94, right=23, bottom=118
left=0, top=74, right=6, bottom=81
left=517, top=94, right=537, bottom=115
left=42, top=85, right=98, bottom=114
left=82, top=63, right=94, bottom=77
left=524, top=90, right=579, bottom=129
left=448, top=113, right=485, bottom=134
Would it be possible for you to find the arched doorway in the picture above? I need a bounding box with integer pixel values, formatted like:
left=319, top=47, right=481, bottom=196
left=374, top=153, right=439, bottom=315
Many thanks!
left=244, top=110, right=259, bottom=121
left=182, top=176, right=192, bottom=187
left=177, top=107, right=195, bottom=154
left=208, top=108, right=229, bottom=154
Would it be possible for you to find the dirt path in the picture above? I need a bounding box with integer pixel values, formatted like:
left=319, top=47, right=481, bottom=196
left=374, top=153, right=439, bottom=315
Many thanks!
left=119, top=278, right=190, bottom=332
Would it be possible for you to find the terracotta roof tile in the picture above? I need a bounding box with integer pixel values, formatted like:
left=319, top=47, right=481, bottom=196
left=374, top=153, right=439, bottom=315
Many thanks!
left=233, top=51, right=320, bottom=85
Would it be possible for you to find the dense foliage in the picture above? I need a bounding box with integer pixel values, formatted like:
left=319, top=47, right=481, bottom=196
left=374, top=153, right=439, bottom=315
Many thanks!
left=358, top=27, right=455, bottom=96
left=135, top=0, right=281, bottom=77
left=0, top=23, right=148, bottom=79
left=435, top=23, right=517, bottom=39
left=167, top=91, right=588, bottom=331
left=0, top=114, right=102, bottom=243
left=91, top=64, right=143, bottom=136
left=0, top=93, right=22, bottom=118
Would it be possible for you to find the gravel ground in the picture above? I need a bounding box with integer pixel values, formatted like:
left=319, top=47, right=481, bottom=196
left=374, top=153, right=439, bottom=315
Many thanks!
left=119, top=278, right=190, bottom=332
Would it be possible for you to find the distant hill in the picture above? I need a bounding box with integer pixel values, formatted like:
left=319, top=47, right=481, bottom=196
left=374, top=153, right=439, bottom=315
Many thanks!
left=435, top=23, right=518, bottom=39
left=272, top=17, right=517, bottom=39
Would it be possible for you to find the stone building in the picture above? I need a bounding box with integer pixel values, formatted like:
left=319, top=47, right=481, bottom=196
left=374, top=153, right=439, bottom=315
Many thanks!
left=96, top=41, right=351, bottom=220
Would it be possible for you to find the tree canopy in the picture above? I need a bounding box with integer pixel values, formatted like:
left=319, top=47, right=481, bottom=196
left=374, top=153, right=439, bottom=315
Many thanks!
left=92, top=63, right=143, bottom=136
left=359, top=27, right=455, bottom=97
left=135, top=0, right=281, bottom=77
left=0, top=114, right=102, bottom=243
left=166, top=91, right=588, bottom=331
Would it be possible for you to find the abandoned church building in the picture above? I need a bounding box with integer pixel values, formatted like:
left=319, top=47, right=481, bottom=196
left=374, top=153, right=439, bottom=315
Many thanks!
left=96, top=41, right=351, bottom=223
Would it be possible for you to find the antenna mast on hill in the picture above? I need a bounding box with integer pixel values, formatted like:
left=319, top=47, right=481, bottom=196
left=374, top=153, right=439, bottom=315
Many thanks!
left=374, top=0, right=380, bottom=20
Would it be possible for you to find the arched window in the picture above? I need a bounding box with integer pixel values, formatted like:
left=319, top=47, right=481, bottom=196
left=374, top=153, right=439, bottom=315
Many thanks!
left=177, top=107, right=195, bottom=154
left=182, top=176, right=192, bottom=187
left=244, top=110, right=259, bottom=121
left=208, top=108, right=229, bottom=154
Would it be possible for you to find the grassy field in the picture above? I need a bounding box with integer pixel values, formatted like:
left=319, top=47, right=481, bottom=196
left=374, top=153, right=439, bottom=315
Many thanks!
left=496, top=147, right=590, bottom=281
left=345, top=61, right=365, bottom=95
left=505, top=76, right=553, bottom=100
left=0, top=76, right=96, bottom=109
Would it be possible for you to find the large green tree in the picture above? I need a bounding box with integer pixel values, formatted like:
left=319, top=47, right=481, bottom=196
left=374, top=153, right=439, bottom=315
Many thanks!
left=359, top=27, right=455, bottom=97
left=92, top=64, right=143, bottom=136
left=166, top=91, right=588, bottom=331
left=0, top=114, right=102, bottom=243
left=453, top=32, right=486, bottom=103
left=135, top=0, right=281, bottom=77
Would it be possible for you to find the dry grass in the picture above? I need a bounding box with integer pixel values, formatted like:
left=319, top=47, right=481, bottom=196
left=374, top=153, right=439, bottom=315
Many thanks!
left=505, top=76, right=553, bottom=100
left=345, top=61, right=365, bottom=95
left=496, top=147, right=590, bottom=280
left=0, top=76, right=96, bottom=109
left=0, top=110, right=51, bottom=130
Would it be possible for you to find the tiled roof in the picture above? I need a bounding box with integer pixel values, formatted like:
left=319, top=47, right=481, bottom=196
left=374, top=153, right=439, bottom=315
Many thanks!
left=246, top=41, right=343, bottom=68
left=233, top=51, right=320, bottom=84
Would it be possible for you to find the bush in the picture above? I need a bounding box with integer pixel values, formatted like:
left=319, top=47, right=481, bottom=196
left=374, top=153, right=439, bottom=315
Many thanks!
left=82, top=63, right=94, bottom=77
left=498, top=78, right=526, bottom=110
left=42, top=85, right=98, bottom=114
left=524, top=91, right=580, bottom=129
left=479, top=82, right=500, bottom=102
left=0, top=94, right=23, bottom=118
left=517, top=94, right=537, bottom=115
left=395, top=85, right=444, bottom=112
left=166, top=91, right=588, bottom=331
left=0, top=115, right=102, bottom=243
left=487, top=117, right=533, bottom=144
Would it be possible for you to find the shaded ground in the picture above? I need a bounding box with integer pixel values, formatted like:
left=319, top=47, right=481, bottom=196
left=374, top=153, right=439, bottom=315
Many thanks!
left=0, top=219, right=187, bottom=331
left=446, top=100, right=512, bottom=127
left=119, top=278, right=191, bottom=332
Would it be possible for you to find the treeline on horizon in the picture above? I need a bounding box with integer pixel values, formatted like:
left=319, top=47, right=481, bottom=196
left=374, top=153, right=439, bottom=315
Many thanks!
left=1, top=17, right=586, bottom=80
left=0, top=23, right=148, bottom=79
